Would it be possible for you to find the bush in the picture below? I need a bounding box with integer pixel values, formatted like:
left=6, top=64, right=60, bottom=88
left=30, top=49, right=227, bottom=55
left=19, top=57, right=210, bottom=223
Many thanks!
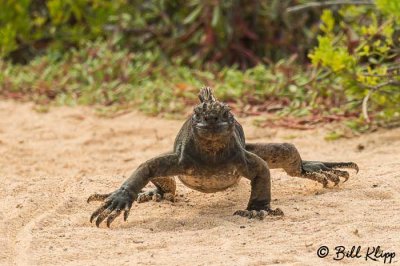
left=0, top=0, right=319, bottom=67
left=0, top=1, right=399, bottom=129
left=0, top=0, right=120, bottom=62
left=309, top=3, right=400, bottom=126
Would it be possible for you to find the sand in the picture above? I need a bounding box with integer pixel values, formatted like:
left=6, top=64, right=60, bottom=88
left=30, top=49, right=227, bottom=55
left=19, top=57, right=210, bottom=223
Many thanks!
left=0, top=100, right=399, bottom=265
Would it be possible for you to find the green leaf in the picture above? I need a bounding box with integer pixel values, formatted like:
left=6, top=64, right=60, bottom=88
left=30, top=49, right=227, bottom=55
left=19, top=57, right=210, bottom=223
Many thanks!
left=211, top=5, right=220, bottom=27
left=183, top=5, right=203, bottom=25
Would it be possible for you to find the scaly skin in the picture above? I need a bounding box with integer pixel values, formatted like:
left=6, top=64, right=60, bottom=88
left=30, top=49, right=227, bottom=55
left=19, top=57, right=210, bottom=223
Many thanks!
left=88, top=87, right=358, bottom=227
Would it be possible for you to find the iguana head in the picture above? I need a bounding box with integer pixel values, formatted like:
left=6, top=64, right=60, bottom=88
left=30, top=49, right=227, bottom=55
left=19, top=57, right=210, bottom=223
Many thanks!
left=192, top=87, right=235, bottom=140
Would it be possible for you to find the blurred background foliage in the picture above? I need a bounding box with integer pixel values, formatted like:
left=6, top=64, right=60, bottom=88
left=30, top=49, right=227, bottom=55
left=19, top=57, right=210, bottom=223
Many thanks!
left=0, top=0, right=319, bottom=66
left=0, top=0, right=399, bottom=130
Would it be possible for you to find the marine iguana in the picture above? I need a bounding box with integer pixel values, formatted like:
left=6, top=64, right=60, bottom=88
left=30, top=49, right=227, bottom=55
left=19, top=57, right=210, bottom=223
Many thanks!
left=88, top=87, right=358, bottom=227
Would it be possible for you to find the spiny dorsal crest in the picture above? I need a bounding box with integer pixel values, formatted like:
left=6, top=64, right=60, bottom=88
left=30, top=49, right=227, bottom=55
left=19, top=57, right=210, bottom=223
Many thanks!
left=198, top=87, right=216, bottom=103
left=195, top=87, right=231, bottom=115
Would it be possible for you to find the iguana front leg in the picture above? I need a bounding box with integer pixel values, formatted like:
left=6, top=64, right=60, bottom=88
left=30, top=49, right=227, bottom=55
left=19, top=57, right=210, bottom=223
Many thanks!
left=246, top=143, right=359, bottom=187
left=87, top=153, right=182, bottom=227
left=234, top=151, right=284, bottom=219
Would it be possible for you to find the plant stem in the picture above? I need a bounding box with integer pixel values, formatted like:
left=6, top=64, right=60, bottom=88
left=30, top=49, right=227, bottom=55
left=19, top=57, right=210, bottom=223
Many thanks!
left=287, top=0, right=374, bottom=13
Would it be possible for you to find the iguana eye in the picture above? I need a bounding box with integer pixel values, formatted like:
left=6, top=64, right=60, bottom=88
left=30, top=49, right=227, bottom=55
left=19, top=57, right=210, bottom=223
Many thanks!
left=193, top=113, right=201, bottom=122
left=222, top=111, right=230, bottom=120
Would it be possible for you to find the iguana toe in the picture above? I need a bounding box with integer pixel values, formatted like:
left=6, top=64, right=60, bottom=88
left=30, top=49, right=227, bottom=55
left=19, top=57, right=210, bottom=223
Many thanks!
left=87, top=193, right=111, bottom=203
left=331, top=169, right=350, bottom=182
left=304, top=172, right=329, bottom=187
left=323, top=171, right=340, bottom=186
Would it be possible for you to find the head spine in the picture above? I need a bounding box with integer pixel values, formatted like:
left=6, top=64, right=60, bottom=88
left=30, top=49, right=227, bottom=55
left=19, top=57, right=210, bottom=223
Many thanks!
left=198, top=87, right=216, bottom=103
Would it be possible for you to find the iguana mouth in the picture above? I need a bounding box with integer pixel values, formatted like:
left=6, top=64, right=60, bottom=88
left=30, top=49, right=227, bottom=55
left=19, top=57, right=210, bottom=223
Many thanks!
left=195, top=122, right=229, bottom=129
left=194, top=122, right=232, bottom=137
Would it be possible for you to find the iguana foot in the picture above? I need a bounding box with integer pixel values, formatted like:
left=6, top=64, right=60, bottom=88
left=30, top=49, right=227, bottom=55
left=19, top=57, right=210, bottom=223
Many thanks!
left=302, top=161, right=358, bottom=187
left=233, top=208, right=284, bottom=219
left=137, top=189, right=175, bottom=203
left=87, top=187, right=136, bottom=228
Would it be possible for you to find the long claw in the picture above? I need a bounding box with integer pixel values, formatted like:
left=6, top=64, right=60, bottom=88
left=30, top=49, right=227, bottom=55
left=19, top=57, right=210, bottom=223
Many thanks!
left=123, top=204, right=131, bottom=221
left=87, top=193, right=111, bottom=203
left=106, top=210, right=122, bottom=228
left=90, top=201, right=111, bottom=223
left=96, top=208, right=113, bottom=227
left=354, top=163, right=359, bottom=173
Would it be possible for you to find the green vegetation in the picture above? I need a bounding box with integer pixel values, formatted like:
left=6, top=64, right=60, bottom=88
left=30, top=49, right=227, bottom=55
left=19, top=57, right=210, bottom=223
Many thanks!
left=309, top=2, right=400, bottom=127
left=0, top=40, right=326, bottom=116
left=0, top=1, right=399, bottom=129
left=0, top=0, right=318, bottom=66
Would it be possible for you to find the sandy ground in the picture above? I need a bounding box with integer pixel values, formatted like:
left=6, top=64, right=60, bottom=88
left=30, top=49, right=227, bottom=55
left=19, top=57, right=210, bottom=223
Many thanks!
left=0, top=100, right=399, bottom=266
